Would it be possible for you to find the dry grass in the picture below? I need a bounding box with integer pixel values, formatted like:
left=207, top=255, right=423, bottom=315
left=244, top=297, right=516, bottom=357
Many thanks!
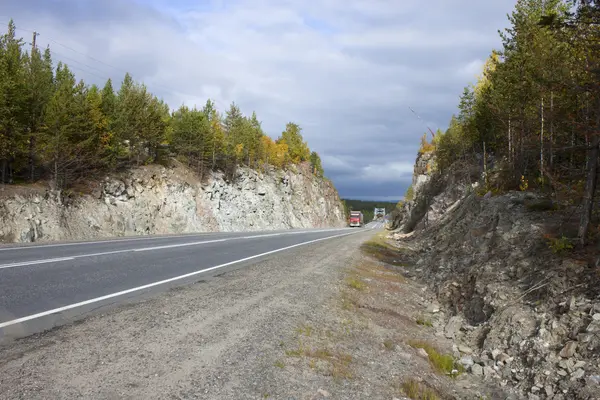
left=340, top=290, right=359, bottom=310
left=353, top=261, right=406, bottom=284
left=360, top=234, right=411, bottom=267
left=408, top=340, right=463, bottom=377
left=400, top=378, right=440, bottom=400
left=415, top=316, right=433, bottom=327
left=383, top=339, right=395, bottom=350
left=285, top=340, right=353, bottom=380
left=295, top=324, right=313, bottom=337
left=345, top=276, right=367, bottom=291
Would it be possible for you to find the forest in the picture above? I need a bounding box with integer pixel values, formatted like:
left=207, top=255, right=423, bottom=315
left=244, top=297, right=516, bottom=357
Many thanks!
left=0, top=20, right=324, bottom=190
left=416, top=0, right=600, bottom=246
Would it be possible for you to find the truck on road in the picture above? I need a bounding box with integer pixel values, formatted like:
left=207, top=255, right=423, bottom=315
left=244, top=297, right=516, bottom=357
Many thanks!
left=349, top=211, right=364, bottom=227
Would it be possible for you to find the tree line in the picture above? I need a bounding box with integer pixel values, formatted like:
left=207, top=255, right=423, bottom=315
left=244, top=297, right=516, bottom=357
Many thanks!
left=341, top=199, right=399, bottom=222
left=0, top=20, right=325, bottom=189
left=421, top=0, right=599, bottom=245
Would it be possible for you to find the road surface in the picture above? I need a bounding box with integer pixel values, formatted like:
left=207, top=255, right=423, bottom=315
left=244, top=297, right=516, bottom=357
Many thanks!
left=0, top=223, right=383, bottom=341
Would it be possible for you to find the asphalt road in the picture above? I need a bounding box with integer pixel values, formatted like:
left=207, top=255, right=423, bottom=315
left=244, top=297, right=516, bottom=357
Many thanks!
left=0, top=222, right=383, bottom=341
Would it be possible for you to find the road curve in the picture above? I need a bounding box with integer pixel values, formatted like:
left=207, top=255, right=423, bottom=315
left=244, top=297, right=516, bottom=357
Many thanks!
left=0, top=223, right=382, bottom=341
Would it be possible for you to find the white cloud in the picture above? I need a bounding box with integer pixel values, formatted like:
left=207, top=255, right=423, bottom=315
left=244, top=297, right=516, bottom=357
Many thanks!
left=0, top=0, right=516, bottom=198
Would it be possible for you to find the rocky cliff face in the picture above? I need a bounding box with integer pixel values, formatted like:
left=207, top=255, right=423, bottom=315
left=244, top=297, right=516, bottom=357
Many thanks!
left=388, top=155, right=600, bottom=399
left=0, top=163, right=346, bottom=243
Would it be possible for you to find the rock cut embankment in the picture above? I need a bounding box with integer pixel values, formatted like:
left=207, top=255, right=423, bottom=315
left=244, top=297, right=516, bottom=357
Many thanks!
left=388, top=151, right=600, bottom=400
left=0, top=162, right=346, bottom=243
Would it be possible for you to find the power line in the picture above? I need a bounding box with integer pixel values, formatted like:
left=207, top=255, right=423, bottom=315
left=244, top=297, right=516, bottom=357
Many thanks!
left=4, top=19, right=203, bottom=100
left=48, top=49, right=114, bottom=82
left=48, top=49, right=114, bottom=79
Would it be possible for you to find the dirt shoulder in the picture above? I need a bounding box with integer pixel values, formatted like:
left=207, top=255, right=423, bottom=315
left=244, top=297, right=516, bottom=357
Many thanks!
left=0, top=230, right=504, bottom=400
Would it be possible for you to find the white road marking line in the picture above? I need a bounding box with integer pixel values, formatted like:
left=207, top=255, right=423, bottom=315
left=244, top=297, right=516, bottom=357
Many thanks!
left=0, top=228, right=354, bottom=269
left=133, top=239, right=228, bottom=252
left=0, top=233, right=218, bottom=251
left=0, top=230, right=360, bottom=329
left=0, top=228, right=351, bottom=252
left=0, top=257, right=75, bottom=270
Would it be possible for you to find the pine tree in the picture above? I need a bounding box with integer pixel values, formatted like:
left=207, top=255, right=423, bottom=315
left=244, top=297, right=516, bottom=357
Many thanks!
left=0, top=20, right=28, bottom=183
left=41, top=62, right=77, bottom=189
left=278, top=122, right=310, bottom=163
left=24, top=45, right=54, bottom=181
left=309, top=151, right=324, bottom=177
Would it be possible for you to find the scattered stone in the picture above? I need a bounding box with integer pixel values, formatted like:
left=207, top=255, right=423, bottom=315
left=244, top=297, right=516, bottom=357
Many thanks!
left=559, top=341, right=577, bottom=358
left=458, top=344, right=473, bottom=354
left=459, top=356, right=474, bottom=368
left=471, top=364, right=483, bottom=376
left=571, top=369, right=585, bottom=380
left=483, top=366, right=496, bottom=379
left=497, top=353, right=511, bottom=363
left=544, top=385, right=553, bottom=396
left=416, top=348, right=428, bottom=359
left=317, top=389, right=330, bottom=397
left=585, top=375, right=600, bottom=386
left=491, top=349, right=501, bottom=360
left=592, top=313, right=600, bottom=321
left=444, top=316, right=462, bottom=339
left=426, top=302, right=440, bottom=313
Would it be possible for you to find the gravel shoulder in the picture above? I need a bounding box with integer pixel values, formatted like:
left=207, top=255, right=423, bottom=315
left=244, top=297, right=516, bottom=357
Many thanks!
left=0, top=230, right=503, bottom=400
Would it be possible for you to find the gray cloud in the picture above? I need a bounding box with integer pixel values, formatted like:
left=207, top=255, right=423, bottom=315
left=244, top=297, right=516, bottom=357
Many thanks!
left=0, top=0, right=516, bottom=200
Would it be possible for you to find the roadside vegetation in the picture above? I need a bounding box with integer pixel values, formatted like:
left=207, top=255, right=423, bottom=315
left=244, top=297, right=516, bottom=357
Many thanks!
left=274, top=233, right=495, bottom=399
left=0, top=20, right=324, bottom=190
left=411, top=0, right=600, bottom=246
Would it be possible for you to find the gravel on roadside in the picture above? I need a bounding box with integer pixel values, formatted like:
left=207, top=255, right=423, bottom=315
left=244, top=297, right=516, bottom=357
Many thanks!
left=0, top=230, right=505, bottom=400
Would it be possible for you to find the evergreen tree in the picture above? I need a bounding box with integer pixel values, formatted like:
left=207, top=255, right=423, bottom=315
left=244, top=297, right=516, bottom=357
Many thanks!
left=41, top=62, right=77, bottom=189
left=24, top=45, right=54, bottom=181
left=278, top=122, right=310, bottom=163
left=309, top=151, right=324, bottom=177
left=0, top=20, right=27, bottom=183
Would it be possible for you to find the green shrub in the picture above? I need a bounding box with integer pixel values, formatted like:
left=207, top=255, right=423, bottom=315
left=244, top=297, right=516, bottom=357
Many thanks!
left=547, top=235, right=573, bottom=254
left=408, top=340, right=463, bottom=377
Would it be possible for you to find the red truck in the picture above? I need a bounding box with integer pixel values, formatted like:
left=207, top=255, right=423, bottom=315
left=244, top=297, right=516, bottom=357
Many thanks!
left=349, top=211, right=364, bottom=227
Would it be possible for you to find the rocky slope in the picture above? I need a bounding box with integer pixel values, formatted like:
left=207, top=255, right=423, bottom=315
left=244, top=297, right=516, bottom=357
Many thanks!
left=388, top=151, right=600, bottom=400
left=0, top=162, right=346, bottom=243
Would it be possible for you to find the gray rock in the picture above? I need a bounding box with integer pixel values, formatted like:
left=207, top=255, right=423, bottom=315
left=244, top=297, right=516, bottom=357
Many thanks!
left=585, top=375, right=600, bottom=386
left=483, top=366, right=496, bottom=379
left=491, top=349, right=501, bottom=360
left=571, top=368, right=585, bottom=380
left=426, top=302, right=440, bottom=313
left=471, top=364, right=483, bottom=376
left=559, top=341, right=577, bottom=358
left=458, top=344, right=473, bottom=354
left=459, top=356, right=474, bottom=368
left=444, top=316, right=462, bottom=339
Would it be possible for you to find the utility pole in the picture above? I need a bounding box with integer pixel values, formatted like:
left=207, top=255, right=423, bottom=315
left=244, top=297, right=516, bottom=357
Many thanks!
left=32, top=31, right=39, bottom=50
left=28, top=31, right=39, bottom=181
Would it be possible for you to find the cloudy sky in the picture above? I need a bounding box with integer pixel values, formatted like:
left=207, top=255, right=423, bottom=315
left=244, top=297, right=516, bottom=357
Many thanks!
left=1, top=0, right=516, bottom=201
